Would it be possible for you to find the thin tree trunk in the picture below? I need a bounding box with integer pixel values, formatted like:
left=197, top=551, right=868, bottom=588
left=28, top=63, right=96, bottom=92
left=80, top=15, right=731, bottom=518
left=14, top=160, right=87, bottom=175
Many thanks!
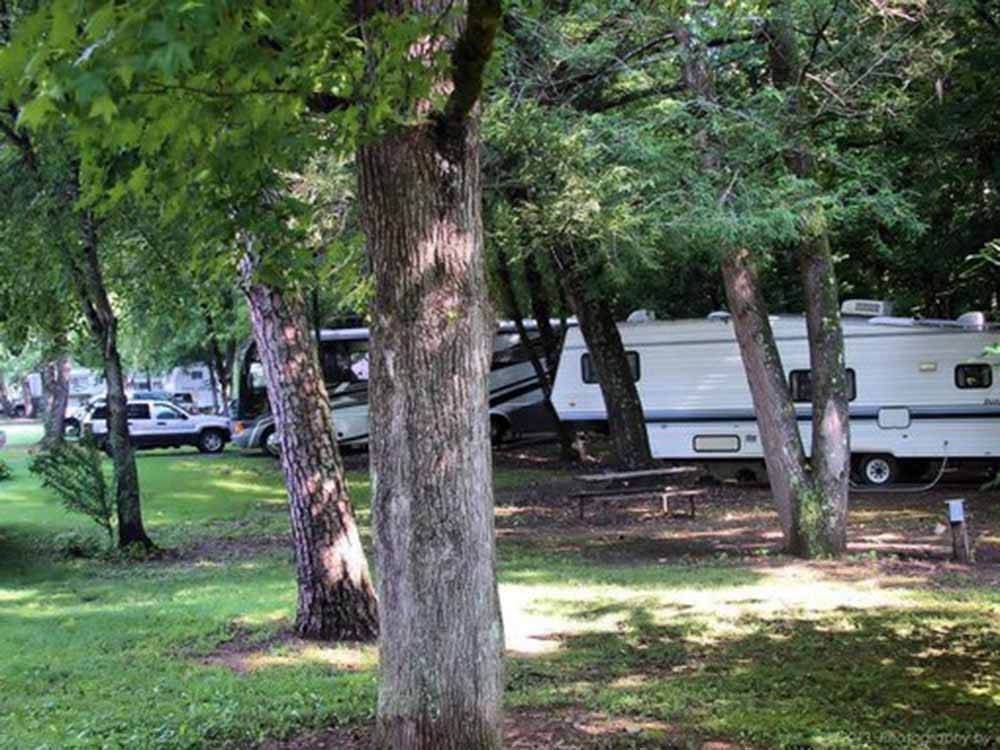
left=522, top=255, right=587, bottom=460
left=21, top=377, right=33, bottom=417
left=240, top=247, right=378, bottom=642
left=0, top=371, right=12, bottom=417
left=206, top=354, right=220, bottom=413
left=769, top=8, right=850, bottom=556
left=522, top=254, right=561, bottom=369
left=39, top=347, right=70, bottom=449
left=799, top=234, right=850, bottom=555
left=553, top=249, right=654, bottom=470
left=74, top=208, right=153, bottom=551
left=494, top=248, right=581, bottom=461
left=721, top=249, right=810, bottom=545
left=676, top=13, right=849, bottom=556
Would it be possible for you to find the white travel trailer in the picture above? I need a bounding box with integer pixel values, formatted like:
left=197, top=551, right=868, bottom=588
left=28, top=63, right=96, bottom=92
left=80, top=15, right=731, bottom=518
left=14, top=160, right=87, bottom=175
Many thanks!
left=231, top=321, right=567, bottom=456
left=551, top=301, right=1000, bottom=485
left=163, top=364, right=219, bottom=410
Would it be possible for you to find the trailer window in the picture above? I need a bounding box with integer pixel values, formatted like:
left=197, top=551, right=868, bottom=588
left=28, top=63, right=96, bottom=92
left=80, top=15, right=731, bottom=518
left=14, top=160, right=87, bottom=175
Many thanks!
left=581, top=352, right=640, bottom=384
left=321, top=340, right=370, bottom=384
left=955, top=364, right=992, bottom=389
left=789, top=369, right=856, bottom=402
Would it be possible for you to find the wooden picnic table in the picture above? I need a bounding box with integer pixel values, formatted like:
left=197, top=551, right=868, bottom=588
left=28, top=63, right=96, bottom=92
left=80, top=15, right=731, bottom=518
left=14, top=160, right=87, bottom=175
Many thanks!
left=571, top=466, right=702, bottom=520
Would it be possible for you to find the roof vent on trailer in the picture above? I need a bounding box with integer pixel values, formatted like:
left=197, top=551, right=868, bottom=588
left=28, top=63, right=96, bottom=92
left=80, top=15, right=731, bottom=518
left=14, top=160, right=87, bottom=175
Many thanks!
left=626, top=309, right=657, bottom=323
left=707, top=311, right=731, bottom=322
left=841, top=299, right=894, bottom=317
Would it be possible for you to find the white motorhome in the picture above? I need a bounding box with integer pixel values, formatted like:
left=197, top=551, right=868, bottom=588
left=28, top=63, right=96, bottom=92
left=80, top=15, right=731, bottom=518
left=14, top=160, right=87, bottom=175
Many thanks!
left=551, top=301, right=1000, bottom=485
left=231, top=321, right=566, bottom=456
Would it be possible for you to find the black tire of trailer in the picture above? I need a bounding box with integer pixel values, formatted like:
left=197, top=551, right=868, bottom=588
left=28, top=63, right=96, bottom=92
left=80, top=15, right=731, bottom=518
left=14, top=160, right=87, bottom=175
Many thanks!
left=490, top=415, right=510, bottom=445
left=855, top=454, right=899, bottom=487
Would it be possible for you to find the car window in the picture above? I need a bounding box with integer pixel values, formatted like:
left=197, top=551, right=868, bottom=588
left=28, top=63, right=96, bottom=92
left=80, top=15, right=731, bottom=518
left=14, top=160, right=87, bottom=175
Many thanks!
left=127, top=404, right=151, bottom=420
left=155, top=404, right=185, bottom=420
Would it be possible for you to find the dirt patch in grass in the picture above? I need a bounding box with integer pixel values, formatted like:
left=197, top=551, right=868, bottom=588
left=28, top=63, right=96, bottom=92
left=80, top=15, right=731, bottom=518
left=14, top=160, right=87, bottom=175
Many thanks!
left=200, top=624, right=375, bottom=675
left=251, top=708, right=745, bottom=749
left=493, top=452, right=1000, bottom=582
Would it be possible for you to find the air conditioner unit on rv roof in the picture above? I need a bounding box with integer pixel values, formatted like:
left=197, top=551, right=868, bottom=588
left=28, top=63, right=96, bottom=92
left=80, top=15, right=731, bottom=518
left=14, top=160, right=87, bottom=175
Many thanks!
left=841, top=299, right=894, bottom=317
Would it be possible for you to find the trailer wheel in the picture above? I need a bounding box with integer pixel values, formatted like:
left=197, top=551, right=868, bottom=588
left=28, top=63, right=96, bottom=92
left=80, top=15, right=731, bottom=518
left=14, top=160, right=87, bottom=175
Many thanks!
left=858, top=454, right=898, bottom=486
left=490, top=416, right=509, bottom=445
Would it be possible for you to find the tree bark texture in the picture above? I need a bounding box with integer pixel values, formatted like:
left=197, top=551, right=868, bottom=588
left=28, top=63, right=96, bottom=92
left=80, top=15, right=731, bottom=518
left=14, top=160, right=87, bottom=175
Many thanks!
left=799, top=234, right=850, bottom=555
left=39, top=348, right=70, bottom=450
left=359, top=124, right=505, bottom=750
left=721, top=249, right=810, bottom=545
left=74, top=209, right=152, bottom=551
left=240, top=249, right=379, bottom=642
left=358, top=22, right=505, bottom=750
left=553, top=248, right=655, bottom=470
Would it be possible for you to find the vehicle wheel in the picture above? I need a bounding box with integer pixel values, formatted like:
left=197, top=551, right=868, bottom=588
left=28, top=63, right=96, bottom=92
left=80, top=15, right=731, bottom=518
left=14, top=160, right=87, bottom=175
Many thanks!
left=490, top=416, right=509, bottom=445
left=64, top=419, right=80, bottom=438
left=858, top=454, right=898, bottom=487
left=198, top=429, right=226, bottom=454
left=262, top=428, right=281, bottom=459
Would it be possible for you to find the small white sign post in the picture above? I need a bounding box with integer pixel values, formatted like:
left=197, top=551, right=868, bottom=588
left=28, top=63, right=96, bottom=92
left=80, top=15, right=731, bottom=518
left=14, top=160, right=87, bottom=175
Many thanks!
left=946, top=499, right=971, bottom=563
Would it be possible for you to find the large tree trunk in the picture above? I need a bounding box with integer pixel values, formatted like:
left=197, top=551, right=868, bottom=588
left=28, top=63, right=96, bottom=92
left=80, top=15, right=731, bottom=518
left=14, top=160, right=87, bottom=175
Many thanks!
left=75, top=209, right=153, bottom=551
left=240, top=248, right=378, bottom=642
left=493, top=248, right=581, bottom=461
left=360, top=120, right=504, bottom=748
left=357, top=1, right=504, bottom=740
left=553, top=249, right=655, bottom=470
left=39, top=348, right=70, bottom=450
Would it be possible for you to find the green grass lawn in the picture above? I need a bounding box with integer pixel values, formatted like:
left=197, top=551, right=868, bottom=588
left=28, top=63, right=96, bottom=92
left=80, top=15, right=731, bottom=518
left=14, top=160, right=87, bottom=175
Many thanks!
left=1, top=425, right=999, bottom=749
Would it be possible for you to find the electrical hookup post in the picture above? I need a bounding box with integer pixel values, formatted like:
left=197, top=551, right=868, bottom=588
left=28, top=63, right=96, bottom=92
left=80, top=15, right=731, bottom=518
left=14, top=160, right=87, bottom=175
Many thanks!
left=946, top=499, right=972, bottom=563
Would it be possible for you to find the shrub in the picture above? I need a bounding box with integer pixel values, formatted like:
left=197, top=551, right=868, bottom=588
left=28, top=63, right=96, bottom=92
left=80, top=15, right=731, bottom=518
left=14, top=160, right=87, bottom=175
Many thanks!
left=29, top=441, right=115, bottom=545
left=0, top=459, right=11, bottom=481
left=52, top=530, right=104, bottom=559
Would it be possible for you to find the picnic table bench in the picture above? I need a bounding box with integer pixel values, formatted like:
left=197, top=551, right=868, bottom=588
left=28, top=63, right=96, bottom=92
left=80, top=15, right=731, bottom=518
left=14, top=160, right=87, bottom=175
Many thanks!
left=571, top=466, right=703, bottom=520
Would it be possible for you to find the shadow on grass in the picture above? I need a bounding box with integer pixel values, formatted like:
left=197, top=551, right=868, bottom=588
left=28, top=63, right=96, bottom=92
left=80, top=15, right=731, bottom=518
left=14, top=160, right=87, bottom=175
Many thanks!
left=508, top=601, right=1000, bottom=749
left=499, top=548, right=767, bottom=589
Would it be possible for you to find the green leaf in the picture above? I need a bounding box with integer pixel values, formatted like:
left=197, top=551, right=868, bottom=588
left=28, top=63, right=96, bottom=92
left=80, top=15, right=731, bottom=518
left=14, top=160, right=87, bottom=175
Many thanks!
left=16, top=96, right=57, bottom=128
left=89, top=95, right=118, bottom=123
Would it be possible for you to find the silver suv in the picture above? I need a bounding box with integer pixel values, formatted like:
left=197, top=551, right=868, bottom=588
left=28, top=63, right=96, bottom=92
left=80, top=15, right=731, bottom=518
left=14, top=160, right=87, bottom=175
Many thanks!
left=83, top=400, right=231, bottom=453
